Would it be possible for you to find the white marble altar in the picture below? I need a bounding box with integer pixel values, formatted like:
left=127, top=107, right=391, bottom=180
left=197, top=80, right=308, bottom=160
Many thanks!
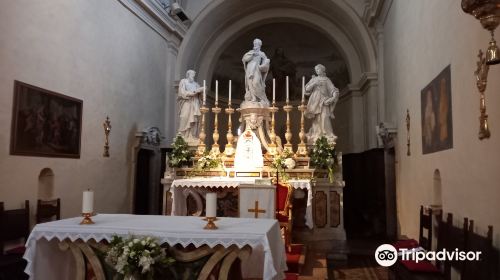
left=163, top=177, right=314, bottom=228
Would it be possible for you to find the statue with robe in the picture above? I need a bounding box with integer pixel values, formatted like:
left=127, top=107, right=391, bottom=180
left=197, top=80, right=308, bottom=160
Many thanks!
left=242, top=38, right=270, bottom=107
left=177, top=70, right=204, bottom=144
left=304, top=64, right=339, bottom=145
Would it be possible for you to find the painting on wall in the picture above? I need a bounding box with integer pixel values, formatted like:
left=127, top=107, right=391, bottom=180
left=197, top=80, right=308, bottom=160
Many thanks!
left=10, top=81, right=83, bottom=158
left=421, top=65, right=453, bottom=154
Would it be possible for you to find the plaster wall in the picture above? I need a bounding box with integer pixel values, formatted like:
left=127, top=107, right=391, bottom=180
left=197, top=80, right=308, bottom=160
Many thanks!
left=0, top=0, right=169, bottom=219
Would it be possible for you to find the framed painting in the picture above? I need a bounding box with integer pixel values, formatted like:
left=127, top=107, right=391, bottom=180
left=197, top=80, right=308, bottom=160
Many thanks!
left=10, top=80, right=83, bottom=158
left=421, top=65, right=453, bottom=154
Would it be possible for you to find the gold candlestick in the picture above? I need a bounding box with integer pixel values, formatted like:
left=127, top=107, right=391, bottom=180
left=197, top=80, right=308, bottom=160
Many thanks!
left=80, top=213, right=95, bottom=225
left=283, top=103, right=293, bottom=153
left=224, top=105, right=235, bottom=156
left=267, top=103, right=278, bottom=156
left=203, top=217, right=218, bottom=230
left=296, top=101, right=308, bottom=156
left=211, top=105, right=221, bottom=154
left=197, top=106, right=209, bottom=156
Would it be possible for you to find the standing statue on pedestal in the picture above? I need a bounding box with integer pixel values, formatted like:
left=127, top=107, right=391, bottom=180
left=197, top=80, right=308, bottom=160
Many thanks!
left=177, top=70, right=204, bottom=144
left=241, top=38, right=270, bottom=108
left=305, top=64, right=339, bottom=145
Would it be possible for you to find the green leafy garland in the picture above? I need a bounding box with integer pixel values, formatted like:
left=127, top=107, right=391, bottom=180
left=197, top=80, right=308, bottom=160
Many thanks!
left=168, top=135, right=193, bottom=168
left=310, top=136, right=337, bottom=182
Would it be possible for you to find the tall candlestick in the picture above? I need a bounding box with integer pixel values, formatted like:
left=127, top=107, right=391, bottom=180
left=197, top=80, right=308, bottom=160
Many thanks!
left=203, top=80, right=206, bottom=105
left=272, top=78, right=276, bottom=103
left=302, top=76, right=305, bottom=102
left=82, top=189, right=94, bottom=214
left=215, top=80, right=218, bottom=105
left=286, top=76, right=289, bottom=103
left=228, top=80, right=232, bottom=105
left=206, top=193, right=217, bottom=217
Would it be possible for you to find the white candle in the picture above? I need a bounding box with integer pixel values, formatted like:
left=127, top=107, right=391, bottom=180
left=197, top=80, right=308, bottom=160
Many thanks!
left=206, top=192, right=217, bottom=217
left=286, top=76, right=289, bottom=103
left=228, top=80, right=232, bottom=105
left=215, top=80, right=218, bottom=104
left=302, top=76, right=305, bottom=102
left=203, top=80, right=206, bottom=105
left=272, top=78, right=276, bottom=103
left=82, top=189, right=94, bottom=214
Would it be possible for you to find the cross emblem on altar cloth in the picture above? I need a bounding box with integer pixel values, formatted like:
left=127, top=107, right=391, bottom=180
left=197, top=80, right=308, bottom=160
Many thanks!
left=248, top=200, right=266, bottom=218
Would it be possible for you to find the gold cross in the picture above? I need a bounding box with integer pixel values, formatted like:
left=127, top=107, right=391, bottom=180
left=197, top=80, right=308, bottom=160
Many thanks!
left=248, top=200, right=266, bottom=218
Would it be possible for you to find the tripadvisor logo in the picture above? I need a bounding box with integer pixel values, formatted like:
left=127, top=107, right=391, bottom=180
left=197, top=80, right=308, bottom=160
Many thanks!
left=375, top=244, right=398, bottom=267
left=374, top=243, right=482, bottom=267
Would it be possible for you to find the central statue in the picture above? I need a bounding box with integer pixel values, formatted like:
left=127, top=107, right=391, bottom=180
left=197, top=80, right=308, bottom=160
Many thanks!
left=241, top=38, right=270, bottom=108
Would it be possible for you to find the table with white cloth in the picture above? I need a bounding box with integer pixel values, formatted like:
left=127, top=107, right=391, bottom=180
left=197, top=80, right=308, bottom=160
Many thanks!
left=167, top=177, right=314, bottom=228
left=23, top=214, right=287, bottom=280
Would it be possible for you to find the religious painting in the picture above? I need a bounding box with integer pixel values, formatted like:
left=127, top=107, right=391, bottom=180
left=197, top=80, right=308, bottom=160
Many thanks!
left=421, top=65, right=453, bottom=154
left=10, top=81, right=83, bottom=158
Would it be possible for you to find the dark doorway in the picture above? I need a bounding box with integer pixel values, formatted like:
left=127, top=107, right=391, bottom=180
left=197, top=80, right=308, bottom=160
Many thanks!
left=343, top=148, right=389, bottom=240
left=134, top=149, right=152, bottom=214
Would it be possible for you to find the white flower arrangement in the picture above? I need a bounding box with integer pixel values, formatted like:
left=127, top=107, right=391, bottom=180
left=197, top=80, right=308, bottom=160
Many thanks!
left=194, top=151, right=223, bottom=172
left=105, top=235, right=174, bottom=279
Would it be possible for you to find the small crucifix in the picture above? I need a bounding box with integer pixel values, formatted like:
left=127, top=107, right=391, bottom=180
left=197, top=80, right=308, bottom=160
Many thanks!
left=248, top=200, right=266, bottom=218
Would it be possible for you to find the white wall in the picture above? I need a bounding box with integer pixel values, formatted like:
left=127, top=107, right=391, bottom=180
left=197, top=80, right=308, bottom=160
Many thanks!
left=384, top=0, right=500, bottom=249
left=0, top=0, right=169, bottom=219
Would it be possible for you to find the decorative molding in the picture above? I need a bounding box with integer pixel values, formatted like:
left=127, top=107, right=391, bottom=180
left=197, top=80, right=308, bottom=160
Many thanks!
left=376, top=122, right=397, bottom=149
left=339, top=72, right=378, bottom=100
left=118, top=0, right=185, bottom=44
left=363, top=0, right=393, bottom=27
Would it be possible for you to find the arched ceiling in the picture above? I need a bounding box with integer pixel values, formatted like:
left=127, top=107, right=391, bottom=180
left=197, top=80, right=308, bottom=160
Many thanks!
left=175, top=0, right=377, bottom=86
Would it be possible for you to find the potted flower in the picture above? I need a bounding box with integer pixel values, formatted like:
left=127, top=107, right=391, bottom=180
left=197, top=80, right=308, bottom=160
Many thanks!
left=310, top=136, right=337, bottom=183
left=105, top=235, right=175, bottom=280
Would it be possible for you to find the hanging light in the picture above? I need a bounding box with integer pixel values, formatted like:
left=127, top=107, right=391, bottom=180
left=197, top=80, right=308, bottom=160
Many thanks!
left=486, top=31, right=500, bottom=65
left=462, top=0, right=500, bottom=64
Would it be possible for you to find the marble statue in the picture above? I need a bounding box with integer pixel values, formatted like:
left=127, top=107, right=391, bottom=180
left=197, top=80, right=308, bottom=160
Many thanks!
left=177, top=70, right=204, bottom=144
left=241, top=38, right=270, bottom=107
left=304, top=64, right=339, bottom=145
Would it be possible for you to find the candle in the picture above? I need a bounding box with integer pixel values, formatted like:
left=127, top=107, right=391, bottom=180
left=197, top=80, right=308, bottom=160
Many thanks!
left=203, top=80, right=206, bottom=105
left=215, top=80, right=218, bottom=105
left=82, top=189, right=94, bottom=214
left=302, top=76, right=305, bottom=102
left=272, top=78, right=276, bottom=103
left=206, top=192, right=217, bottom=217
left=228, top=80, right=232, bottom=105
left=286, top=76, right=289, bottom=103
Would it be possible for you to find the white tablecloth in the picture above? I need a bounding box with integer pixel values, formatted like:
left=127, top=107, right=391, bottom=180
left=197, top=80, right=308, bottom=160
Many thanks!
left=170, top=177, right=314, bottom=228
left=23, top=214, right=287, bottom=280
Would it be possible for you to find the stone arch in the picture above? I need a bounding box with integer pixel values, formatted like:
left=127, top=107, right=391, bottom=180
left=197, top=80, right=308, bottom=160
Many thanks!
left=38, top=168, right=55, bottom=200
left=175, top=0, right=377, bottom=84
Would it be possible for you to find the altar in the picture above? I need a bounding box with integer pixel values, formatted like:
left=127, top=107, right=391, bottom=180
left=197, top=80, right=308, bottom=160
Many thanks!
left=162, top=177, right=314, bottom=228
left=23, top=214, right=287, bottom=280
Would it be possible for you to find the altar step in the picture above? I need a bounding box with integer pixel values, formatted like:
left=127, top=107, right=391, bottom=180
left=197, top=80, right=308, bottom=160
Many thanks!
left=285, top=244, right=328, bottom=280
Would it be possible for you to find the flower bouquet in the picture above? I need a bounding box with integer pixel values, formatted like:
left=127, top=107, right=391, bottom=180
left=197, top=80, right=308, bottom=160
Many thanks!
left=169, top=135, right=193, bottom=168
left=194, top=151, right=223, bottom=175
left=310, top=136, right=337, bottom=183
left=105, top=235, right=174, bottom=280
left=271, top=149, right=295, bottom=182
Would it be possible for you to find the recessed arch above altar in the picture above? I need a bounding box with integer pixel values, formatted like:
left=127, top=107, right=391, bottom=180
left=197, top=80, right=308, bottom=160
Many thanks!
left=175, top=0, right=377, bottom=86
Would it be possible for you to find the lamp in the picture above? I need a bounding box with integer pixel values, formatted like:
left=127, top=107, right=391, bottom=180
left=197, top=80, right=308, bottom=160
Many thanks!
left=462, top=0, right=500, bottom=64
left=486, top=34, right=500, bottom=64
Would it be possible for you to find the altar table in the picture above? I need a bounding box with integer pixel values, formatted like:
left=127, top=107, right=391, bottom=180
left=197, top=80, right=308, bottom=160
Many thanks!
left=168, top=177, right=314, bottom=228
left=23, top=214, right=287, bottom=280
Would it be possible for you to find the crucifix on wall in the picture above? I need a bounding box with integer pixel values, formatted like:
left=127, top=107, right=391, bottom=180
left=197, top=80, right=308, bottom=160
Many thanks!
left=248, top=200, right=266, bottom=218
